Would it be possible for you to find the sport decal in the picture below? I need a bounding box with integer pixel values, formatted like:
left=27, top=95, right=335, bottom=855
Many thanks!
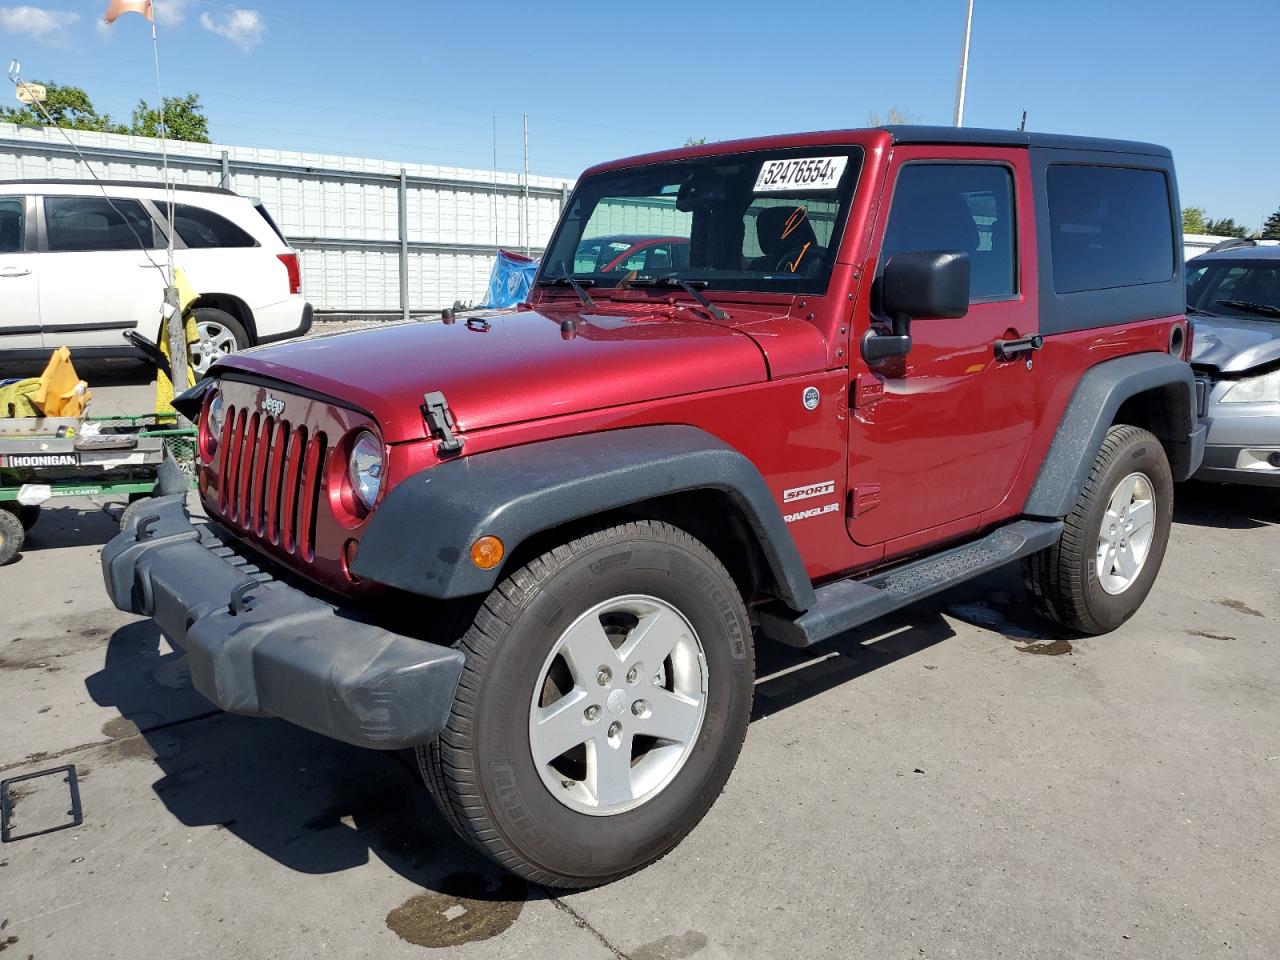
left=783, top=480, right=836, bottom=504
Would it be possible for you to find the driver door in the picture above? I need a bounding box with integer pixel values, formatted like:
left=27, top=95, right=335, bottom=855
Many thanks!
left=847, top=147, right=1039, bottom=550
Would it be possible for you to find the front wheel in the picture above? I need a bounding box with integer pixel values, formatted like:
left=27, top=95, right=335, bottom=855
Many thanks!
left=418, top=520, right=755, bottom=888
left=1023, top=424, right=1173, bottom=634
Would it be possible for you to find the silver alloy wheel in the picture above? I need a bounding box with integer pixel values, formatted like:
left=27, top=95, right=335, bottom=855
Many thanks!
left=191, top=319, right=240, bottom=377
left=1096, top=471, right=1156, bottom=595
left=528, top=594, right=708, bottom=816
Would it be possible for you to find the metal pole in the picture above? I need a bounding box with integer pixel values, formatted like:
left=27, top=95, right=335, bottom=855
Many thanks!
left=220, top=149, right=230, bottom=189
left=522, top=113, right=530, bottom=257
left=398, top=167, right=409, bottom=320
left=952, top=0, right=974, bottom=127
left=492, top=115, right=499, bottom=251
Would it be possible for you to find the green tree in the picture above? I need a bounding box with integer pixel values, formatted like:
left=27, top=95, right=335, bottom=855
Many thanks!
left=1181, top=206, right=1207, bottom=233
left=1260, top=206, right=1280, bottom=240
left=0, top=81, right=211, bottom=143
left=683, top=137, right=708, bottom=146
left=867, top=106, right=920, bottom=126
left=131, top=93, right=211, bottom=143
left=0, top=81, right=127, bottom=134
left=1204, top=217, right=1249, bottom=239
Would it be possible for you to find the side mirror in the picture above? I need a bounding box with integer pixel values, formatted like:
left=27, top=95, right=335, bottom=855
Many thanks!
left=882, top=250, right=970, bottom=328
left=863, top=250, right=970, bottom=364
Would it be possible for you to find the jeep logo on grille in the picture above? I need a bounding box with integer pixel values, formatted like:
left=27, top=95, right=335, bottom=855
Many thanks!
left=260, top=393, right=286, bottom=417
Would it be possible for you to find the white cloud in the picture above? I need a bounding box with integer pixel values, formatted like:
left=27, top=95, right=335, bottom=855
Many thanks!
left=199, top=7, right=263, bottom=52
left=153, top=0, right=191, bottom=26
left=0, top=5, right=80, bottom=45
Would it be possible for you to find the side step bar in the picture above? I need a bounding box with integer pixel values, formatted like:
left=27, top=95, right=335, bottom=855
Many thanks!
left=758, top=519, right=1063, bottom=648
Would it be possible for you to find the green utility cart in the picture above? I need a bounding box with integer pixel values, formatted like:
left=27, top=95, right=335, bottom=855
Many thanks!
left=0, top=413, right=196, bottom=564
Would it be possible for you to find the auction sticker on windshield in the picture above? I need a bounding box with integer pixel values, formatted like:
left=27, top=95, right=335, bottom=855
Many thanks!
left=754, top=156, right=848, bottom=193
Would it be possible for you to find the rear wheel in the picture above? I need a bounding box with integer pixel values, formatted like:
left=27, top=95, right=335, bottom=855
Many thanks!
left=0, top=508, right=24, bottom=565
left=418, top=520, right=754, bottom=888
left=0, top=501, right=39, bottom=532
left=190, top=307, right=249, bottom=377
left=1023, top=424, right=1173, bottom=634
left=119, top=496, right=157, bottom=534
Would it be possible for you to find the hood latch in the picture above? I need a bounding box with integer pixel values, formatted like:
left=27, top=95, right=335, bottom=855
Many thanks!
left=422, top=391, right=463, bottom=457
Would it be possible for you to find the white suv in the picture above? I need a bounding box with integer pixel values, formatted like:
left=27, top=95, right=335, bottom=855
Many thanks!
left=0, top=180, right=312, bottom=375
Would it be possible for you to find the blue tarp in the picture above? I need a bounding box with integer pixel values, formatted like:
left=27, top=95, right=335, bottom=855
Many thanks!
left=481, top=250, right=539, bottom=308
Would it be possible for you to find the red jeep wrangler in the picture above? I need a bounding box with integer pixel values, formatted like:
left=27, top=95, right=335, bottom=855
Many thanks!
left=103, top=127, right=1205, bottom=887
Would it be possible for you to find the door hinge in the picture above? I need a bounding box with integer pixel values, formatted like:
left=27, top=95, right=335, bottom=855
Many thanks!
left=853, top=372, right=885, bottom=408
left=422, top=391, right=463, bottom=457
left=849, top=483, right=881, bottom=517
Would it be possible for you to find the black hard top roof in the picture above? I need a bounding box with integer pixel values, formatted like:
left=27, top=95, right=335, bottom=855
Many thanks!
left=1190, top=244, right=1280, bottom=263
left=878, top=125, right=1172, bottom=158
left=0, top=178, right=237, bottom=195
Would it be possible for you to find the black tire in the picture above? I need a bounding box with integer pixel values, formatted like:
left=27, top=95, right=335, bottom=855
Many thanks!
left=417, top=520, right=755, bottom=888
left=0, top=508, right=24, bottom=565
left=0, top=501, right=39, bottom=532
left=190, top=307, right=250, bottom=378
left=1023, top=425, right=1173, bottom=635
left=119, top=496, right=157, bottom=534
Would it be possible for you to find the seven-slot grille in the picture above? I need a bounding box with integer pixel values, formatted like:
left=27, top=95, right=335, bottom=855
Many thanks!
left=216, top=402, right=327, bottom=561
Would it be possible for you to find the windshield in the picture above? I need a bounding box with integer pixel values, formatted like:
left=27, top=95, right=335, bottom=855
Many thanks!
left=541, top=146, right=864, bottom=295
left=1187, top=260, right=1280, bottom=321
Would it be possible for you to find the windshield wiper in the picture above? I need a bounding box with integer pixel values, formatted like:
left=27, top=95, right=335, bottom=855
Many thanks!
left=537, top=275, right=597, bottom=308
left=630, top=276, right=729, bottom=321
left=1186, top=305, right=1221, bottom=317
left=1214, top=298, right=1280, bottom=318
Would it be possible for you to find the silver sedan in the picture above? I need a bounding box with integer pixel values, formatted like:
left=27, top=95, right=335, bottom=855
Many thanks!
left=1187, top=243, right=1280, bottom=487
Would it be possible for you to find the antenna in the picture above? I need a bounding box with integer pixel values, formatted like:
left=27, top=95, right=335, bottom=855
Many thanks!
left=149, top=0, right=189, bottom=405
left=1019, top=110, right=1027, bottom=132
left=952, top=0, right=975, bottom=127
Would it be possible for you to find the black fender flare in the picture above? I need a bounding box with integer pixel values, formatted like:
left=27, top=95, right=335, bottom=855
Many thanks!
left=352, top=425, right=818, bottom=611
left=1024, top=351, right=1202, bottom=519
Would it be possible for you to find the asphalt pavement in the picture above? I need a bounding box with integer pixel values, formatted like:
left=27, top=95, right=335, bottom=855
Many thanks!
left=1, top=356, right=1277, bottom=960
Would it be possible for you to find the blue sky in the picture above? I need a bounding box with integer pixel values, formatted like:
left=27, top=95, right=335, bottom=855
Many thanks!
left=2, top=0, right=1276, bottom=229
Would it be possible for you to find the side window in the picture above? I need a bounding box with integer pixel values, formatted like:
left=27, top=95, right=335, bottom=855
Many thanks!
left=0, top=198, right=23, bottom=253
left=881, top=163, right=1016, bottom=302
left=44, top=197, right=157, bottom=252
left=170, top=203, right=257, bottom=249
left=1046, top=165, right=1174, bottom=294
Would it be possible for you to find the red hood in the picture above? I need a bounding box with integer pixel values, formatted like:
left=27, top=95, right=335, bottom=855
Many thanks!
left=214, top=306, right=772, bottom=442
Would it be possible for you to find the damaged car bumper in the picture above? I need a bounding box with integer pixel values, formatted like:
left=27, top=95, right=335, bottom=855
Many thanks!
left=100, top=495, right=465, bottom=750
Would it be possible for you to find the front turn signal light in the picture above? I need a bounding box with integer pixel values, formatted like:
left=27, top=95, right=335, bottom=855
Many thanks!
left=471, top=536, right=504, bottom=570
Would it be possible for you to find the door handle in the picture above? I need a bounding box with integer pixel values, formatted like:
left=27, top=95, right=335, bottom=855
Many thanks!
left=994, top=334, right=1043, bottom=361
left=0, top=267, right=31, bottom=278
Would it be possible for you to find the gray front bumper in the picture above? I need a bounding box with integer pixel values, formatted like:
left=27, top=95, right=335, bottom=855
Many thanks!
left=1192, top=401, right=1280, bottom=486
left=101, top=495, right=464, bottom=750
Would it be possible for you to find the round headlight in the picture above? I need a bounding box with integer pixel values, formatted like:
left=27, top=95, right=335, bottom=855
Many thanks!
left=348, top=430, right=384, bottom=510
left=207, top=389, right=226, bottom=436
left=202, top=388, right=225, bottom=460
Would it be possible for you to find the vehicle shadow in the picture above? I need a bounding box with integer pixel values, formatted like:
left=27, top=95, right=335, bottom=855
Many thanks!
left=83, top=566, right=1058, bottom=914
left=751, top=565, right=1065, bottom=721
left=84, top=620, right=535, bottom=912
left=1173, top=480, right=1280, bottom=530
left=20, top=502, right=123, bottom=552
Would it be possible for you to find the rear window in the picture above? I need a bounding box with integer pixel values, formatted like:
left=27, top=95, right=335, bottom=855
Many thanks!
left=171, top=203, right=257, bottom=249
left=44, top=196, right=158, bottom=252
left=1046, top=165, right=1175, bottom=294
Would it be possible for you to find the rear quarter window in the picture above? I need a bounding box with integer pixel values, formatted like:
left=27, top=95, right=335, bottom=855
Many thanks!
left=171, top=203, right=258, bottom=249
left=1046, top=165, right=1174, bottom=294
